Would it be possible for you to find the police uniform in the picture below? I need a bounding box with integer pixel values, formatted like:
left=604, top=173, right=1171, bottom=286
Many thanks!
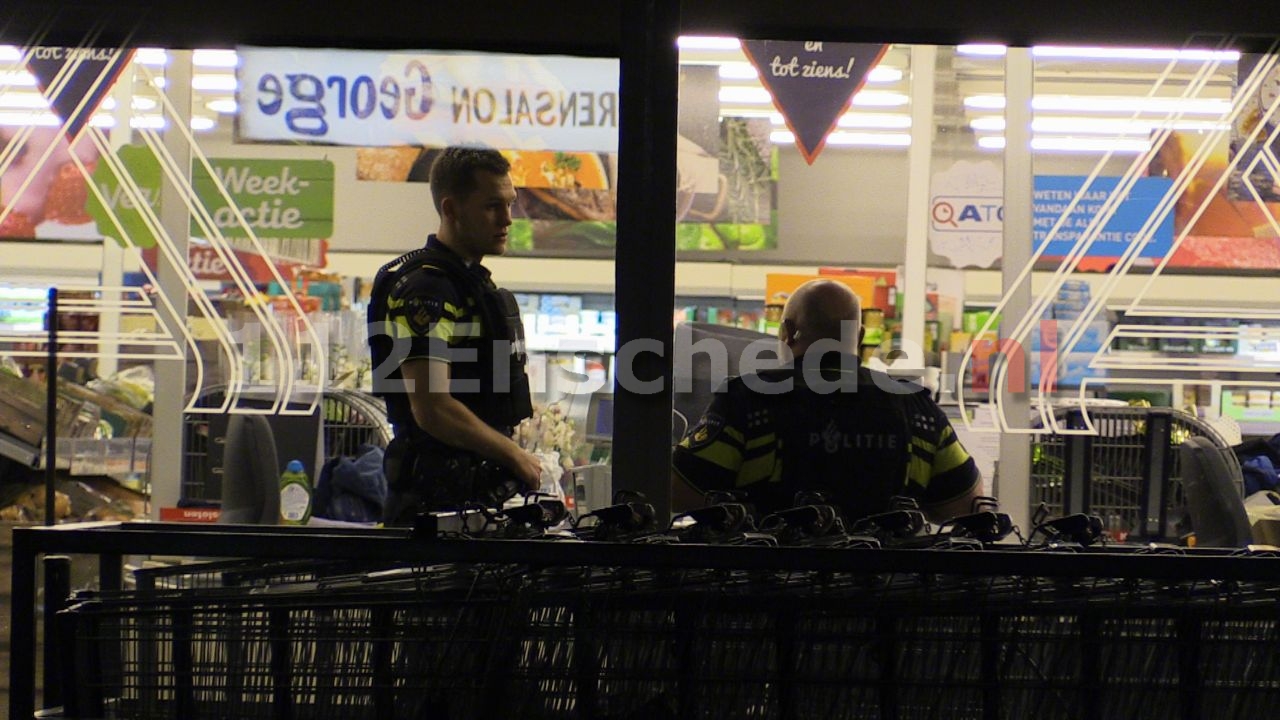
left=673, top=358, right=978, bottom=521
left=368, top=235, right=532, bottom=520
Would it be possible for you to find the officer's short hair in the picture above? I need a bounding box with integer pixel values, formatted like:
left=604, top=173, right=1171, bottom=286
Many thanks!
left=429, top=146, right=512, bottom=213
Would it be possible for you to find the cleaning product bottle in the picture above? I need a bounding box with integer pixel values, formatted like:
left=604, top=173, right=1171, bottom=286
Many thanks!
left=279, top=459, right=312, bottom=525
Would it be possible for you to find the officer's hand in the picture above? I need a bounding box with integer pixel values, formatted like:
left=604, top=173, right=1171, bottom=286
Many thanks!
left=511, top=450, right=544, bottom=491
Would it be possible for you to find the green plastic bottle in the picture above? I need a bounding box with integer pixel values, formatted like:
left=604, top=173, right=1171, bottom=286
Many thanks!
left=279, top=459, right=312, bottom=526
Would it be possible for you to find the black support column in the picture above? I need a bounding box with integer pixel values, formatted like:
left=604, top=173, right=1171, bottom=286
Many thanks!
left=613, top=0, right=680, bottom=521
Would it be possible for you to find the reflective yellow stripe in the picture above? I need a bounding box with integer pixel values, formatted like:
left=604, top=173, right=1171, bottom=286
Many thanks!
left=933, top=441, right=970, bottom=474
left=721, top=425, right=745, bottom=447
left=907, top=455, right=931, bottom=487
left=443, top=300, right=466, bottom=318
left=692, top=442, right=742, bottom=473
left=745, top=433, right=776, bottom=450
left=910, top=436, right=937, bottom=455
left=738, top=452, right=777, bottom=486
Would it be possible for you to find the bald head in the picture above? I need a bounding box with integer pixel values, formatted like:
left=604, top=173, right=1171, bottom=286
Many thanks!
left=779, top=279, right=863, bottom=358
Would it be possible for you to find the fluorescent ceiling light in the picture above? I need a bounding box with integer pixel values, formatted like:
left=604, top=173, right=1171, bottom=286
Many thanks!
left=867, top=66, right=904, bottom=83
left=193, top=49, right=239, bottom=68
left=0, top=111, right=59, bottom=127
left=0, top=45, right=21, bottom=62
left=678, top=36, right=741, bottom=51
left=206, top=99, right=238, bottom=114
left=718, top=108, right=776, bottom=118
left=771, top=129, right=911, bottom=147
left=134, top=48, right=168, bottom=66
left=1032, top=45, right=1240, bottom=62
left=958, top=44, right=1239, bottom=61
left=957, top=44, right=1008, bottom=57
left=978, top=135, right=1153, bottom=153
left=851, top=91, right=909, bottom=107
left=718, top=62, right=757, bottom=80
left=0, top=71, right=37, bottom=87
left=100, top=97, right=159, bottom=111
left=191, top=74, right=237, bottom=92
left=971, top=116, right=1229, bottom=134
left=837, top=113, right=911, bottom=129
left=0, top=94, right=49, bottom=109
left=191, top=116, right=217, bottom=131
left=965, top=94, right=1232, bottom=115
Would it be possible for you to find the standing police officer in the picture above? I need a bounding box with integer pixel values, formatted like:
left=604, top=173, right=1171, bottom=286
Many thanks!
left=672, top=279, right=981, bottom=524
left=368, top=146, right=543, bottom=524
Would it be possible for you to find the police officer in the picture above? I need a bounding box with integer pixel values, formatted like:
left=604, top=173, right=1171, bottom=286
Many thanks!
left=672, top=279, right=981, bottom=524
left=368, top=146, right=542, bottom=524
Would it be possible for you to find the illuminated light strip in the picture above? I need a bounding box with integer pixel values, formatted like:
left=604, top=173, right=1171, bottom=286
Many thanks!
left=970, top=116, right=1229, bottom=134
left=677, top=36, right=742, bottom=50
left=0, top=110, right=217, bottom=131
left=205, top=98, right=237, bottom=113
left=192, top=49, right=238, bottom=68
left=956, top=44, right=1241, bottom=61
left=976, top=136, right=1154, bottom=153
left=965, top=94, right=1232, bottom=115
left=0, top=70, right=37, bottom=86
left=191, top=74, right=237, bottom=92
left=770, top=130, right=911, bottom=147
left=1032, top=45, right=1241, bottom=62
left=134, top=48, right=168, bottom=66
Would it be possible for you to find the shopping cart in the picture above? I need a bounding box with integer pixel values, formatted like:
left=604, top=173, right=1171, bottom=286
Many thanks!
left=181, top=387, right=393, bottom=504
left=54, top=540, right=1280, bottom=720
left=1029, top=405, right=1237, bottom=541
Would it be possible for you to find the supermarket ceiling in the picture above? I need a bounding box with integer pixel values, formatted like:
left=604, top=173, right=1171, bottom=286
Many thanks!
left=3, top=0, right=1280, bottom=54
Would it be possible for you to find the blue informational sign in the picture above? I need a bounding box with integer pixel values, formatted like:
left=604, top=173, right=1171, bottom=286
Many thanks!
left=1033, top=175, right=1175, bottom=259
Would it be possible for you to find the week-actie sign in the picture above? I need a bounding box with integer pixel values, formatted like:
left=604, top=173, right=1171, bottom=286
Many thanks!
left=740, top=40, right=888, bottom=164
left=25, top=46, right=134, bottom=140
left=236, top=47, right=620, bottom=153
left=89, top=145, right=334, bottom=267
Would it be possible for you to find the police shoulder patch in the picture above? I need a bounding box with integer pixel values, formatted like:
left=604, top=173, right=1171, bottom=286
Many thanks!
left=686, top=412, right=726, bottom=450
left=405, top=296, right=445, bottom=335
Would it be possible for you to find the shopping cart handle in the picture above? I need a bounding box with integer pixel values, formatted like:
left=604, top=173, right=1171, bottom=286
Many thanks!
left=1032, top=513, right=1105, bottom=546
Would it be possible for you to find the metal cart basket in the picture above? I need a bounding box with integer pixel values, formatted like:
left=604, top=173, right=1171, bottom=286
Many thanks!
left=1029, top=405, right=1239, bottom=541
left=51, top=541, right=1280, bottom=720
left=181, top=387, right=392, bottom=504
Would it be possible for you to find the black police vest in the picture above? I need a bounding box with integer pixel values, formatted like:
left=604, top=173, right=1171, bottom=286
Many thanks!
left=367, top=244, right=533, bottom=440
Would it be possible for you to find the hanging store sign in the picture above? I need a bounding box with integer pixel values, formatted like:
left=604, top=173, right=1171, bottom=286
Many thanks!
left=740, top=40, right=887, bottom=164
left=236, top=46, right=620, bottom=152
left=25, top=46, right=134, bottom=140
left=929, top=160, right=1175, bottom=268
left=88, top=145, right=333, bottom=269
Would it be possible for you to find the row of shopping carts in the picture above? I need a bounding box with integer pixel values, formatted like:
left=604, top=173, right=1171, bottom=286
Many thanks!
left=49, top=492, right=1280, bottom=720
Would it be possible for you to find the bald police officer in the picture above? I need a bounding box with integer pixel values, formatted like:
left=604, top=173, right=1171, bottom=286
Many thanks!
left=672, top=279, right=981, bottom=523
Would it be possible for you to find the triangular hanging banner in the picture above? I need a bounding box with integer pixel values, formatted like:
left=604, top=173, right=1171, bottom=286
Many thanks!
left=740, top=40, right=888, bottom=164
left=25, top=46, right=135, bottom=141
